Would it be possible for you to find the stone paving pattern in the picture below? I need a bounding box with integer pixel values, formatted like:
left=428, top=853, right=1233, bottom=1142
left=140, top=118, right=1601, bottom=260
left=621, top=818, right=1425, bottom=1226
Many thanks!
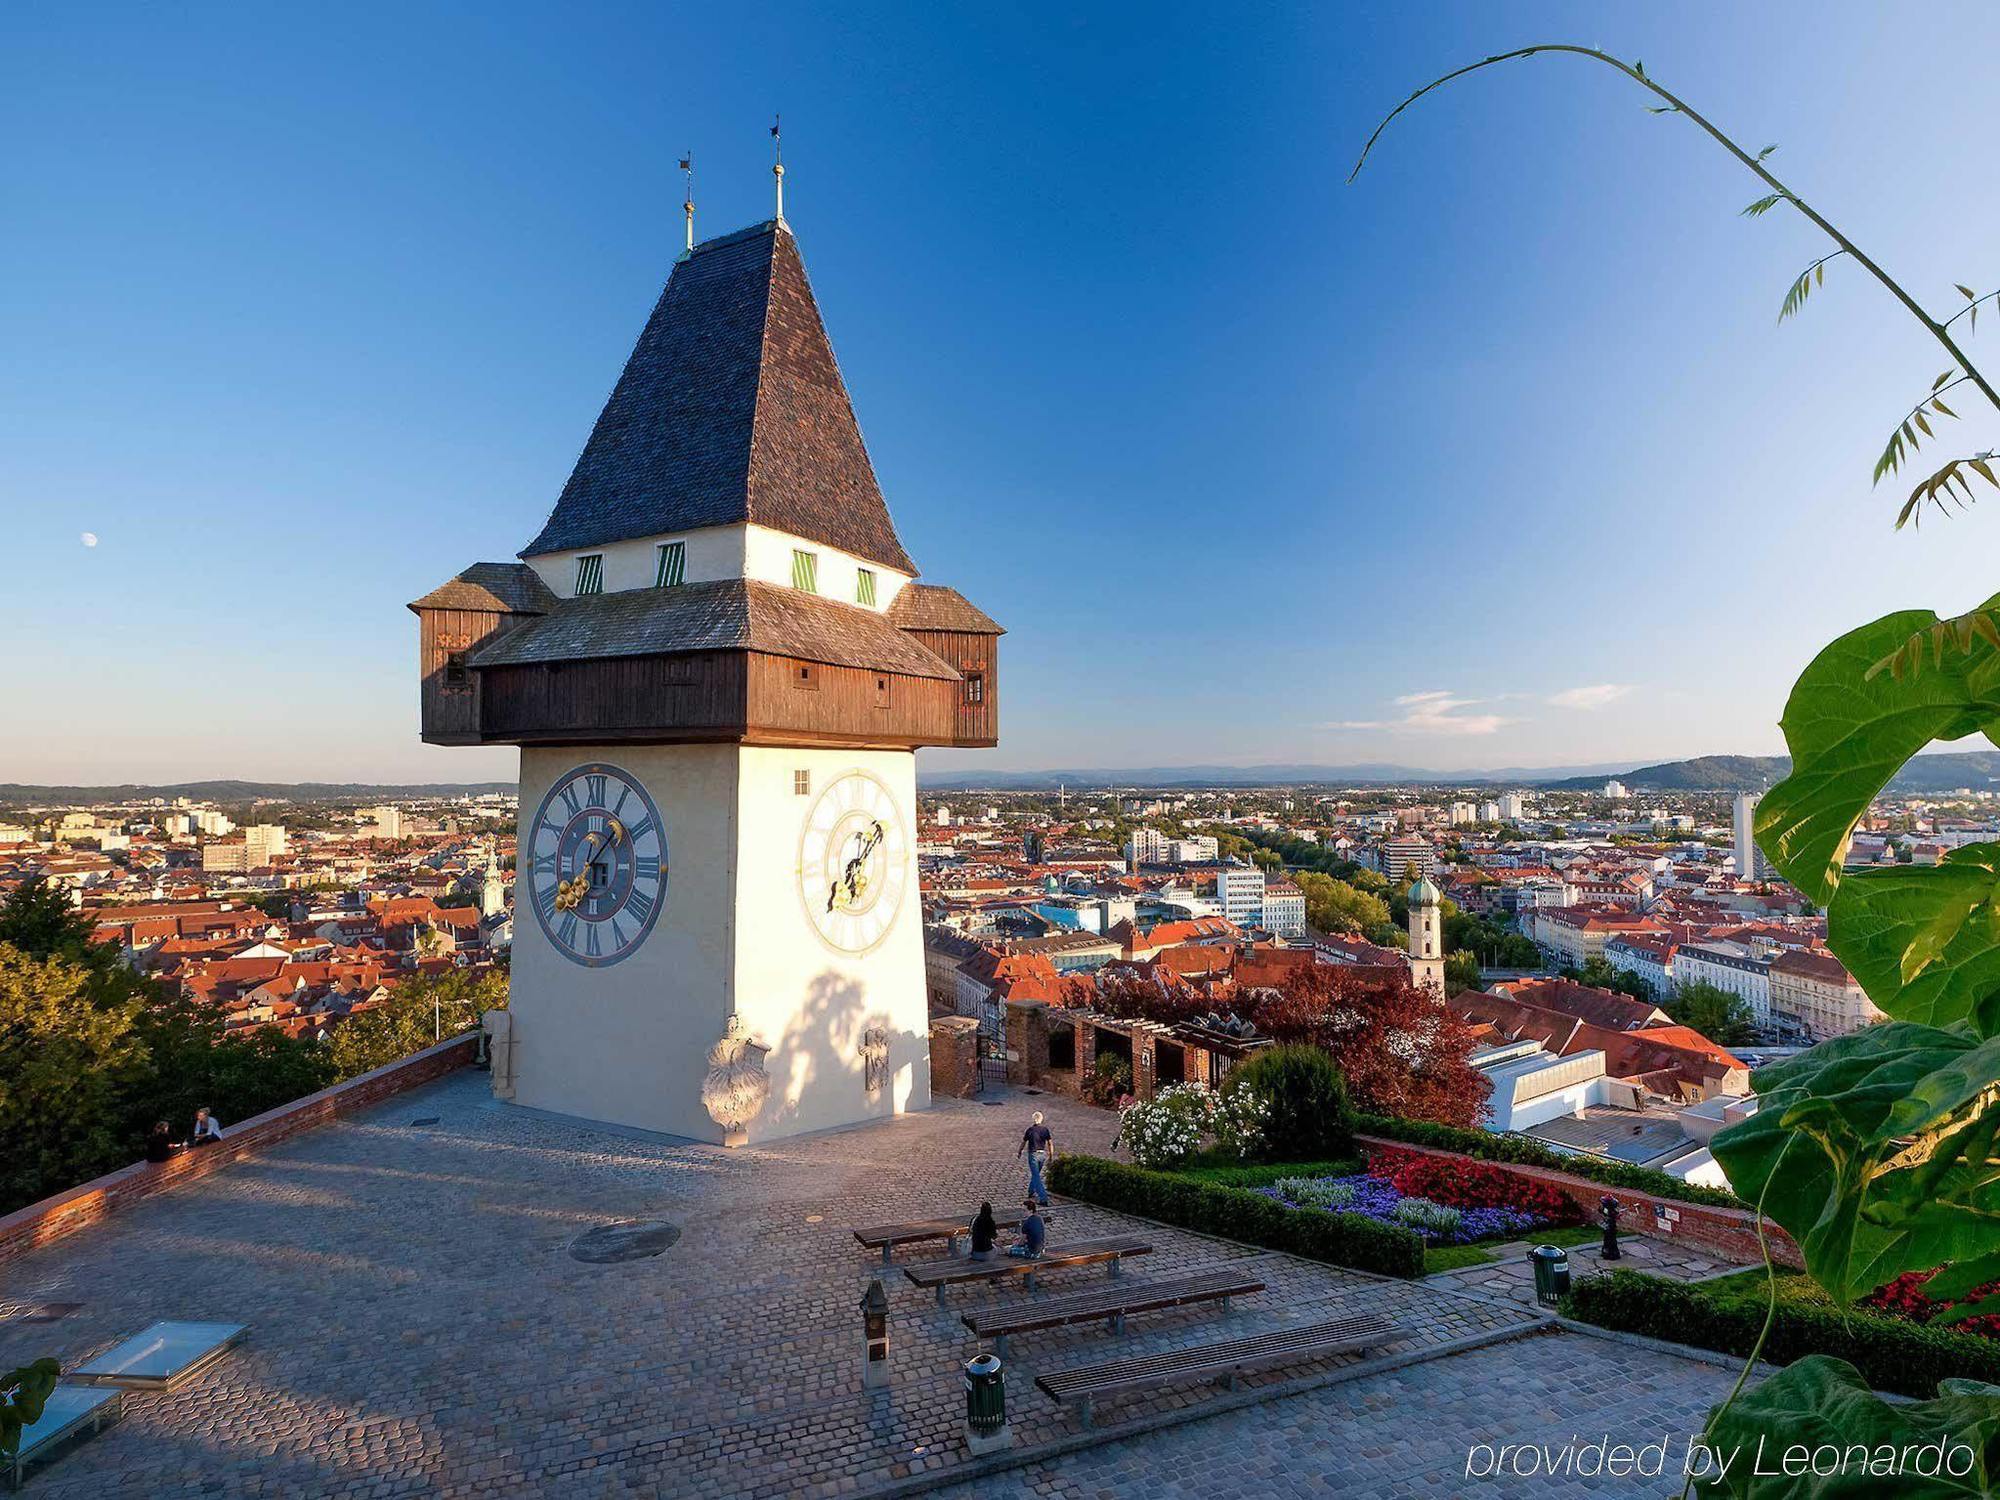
left=0, top=1073, right=1738, bottom=1497
left=1424, top=1230, right=1731, bottom=1313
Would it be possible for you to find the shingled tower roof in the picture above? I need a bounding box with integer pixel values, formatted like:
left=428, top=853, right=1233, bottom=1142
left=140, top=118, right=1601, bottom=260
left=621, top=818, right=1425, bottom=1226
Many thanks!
left=520, top=221, right=917, bottom=575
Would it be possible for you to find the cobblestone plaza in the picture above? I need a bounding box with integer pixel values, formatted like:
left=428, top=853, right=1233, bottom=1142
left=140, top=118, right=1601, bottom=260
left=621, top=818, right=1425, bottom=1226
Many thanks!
left=0, top=1072, right=1747, bottom=1497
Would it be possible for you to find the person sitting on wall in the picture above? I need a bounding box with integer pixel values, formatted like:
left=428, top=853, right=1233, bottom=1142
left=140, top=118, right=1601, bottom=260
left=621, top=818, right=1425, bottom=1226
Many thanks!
left=145, top=1121, right=179, bottom=1163
left=1006, top=1200, right=1046, bottom=1259
left=189, top=1108, right=224, bottom=1146
left=967, top=1202, right=998, bottom=1262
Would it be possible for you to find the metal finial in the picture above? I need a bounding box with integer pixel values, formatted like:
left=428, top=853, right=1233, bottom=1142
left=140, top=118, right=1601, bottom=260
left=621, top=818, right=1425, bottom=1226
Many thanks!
left=679, top=152, right=695, bottom=254
left=770, top=113, right=785, bottom=224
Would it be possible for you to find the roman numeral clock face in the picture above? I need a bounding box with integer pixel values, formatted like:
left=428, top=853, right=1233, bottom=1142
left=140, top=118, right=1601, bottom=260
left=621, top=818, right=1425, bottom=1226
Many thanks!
left=798, top=770, right=909, bottom=954
left=526, top=763, right=667, bottom=968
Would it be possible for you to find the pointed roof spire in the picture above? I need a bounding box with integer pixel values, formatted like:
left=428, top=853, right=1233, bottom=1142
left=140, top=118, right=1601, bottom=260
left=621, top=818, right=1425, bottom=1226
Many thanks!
left=770, top=114, right=785, bottom=224
left=679, top=152, right=695, bottom=256
left=520, top=222, right=917, bottom=575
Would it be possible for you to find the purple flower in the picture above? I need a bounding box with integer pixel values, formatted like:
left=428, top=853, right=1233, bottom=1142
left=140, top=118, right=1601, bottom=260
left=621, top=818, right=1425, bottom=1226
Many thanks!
left=1257, top=1174, right=1553, bottom=1246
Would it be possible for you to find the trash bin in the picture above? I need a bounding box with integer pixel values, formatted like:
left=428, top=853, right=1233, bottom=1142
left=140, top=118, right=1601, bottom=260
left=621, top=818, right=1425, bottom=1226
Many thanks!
left=963, top=1354, right=1006, bottom=1437
left=1529, top=1245, right=1571, bottom=1307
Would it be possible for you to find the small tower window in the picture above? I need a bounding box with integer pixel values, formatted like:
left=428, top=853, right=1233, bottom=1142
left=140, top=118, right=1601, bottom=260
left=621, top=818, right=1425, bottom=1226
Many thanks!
left=443, top=651, right=470, bottom=689
left=873, top=674, right=892, bottom=709
left=794, top=770, right=811, bottom=796
left=855, top=567, right=877, bottom=607
left=655, top=541, right=686, bottom=587
left=964, top=671, right=986, bottom=705
left=791, top=549, right=819, bottom=594
left=574, top=554, right=605, bottom=596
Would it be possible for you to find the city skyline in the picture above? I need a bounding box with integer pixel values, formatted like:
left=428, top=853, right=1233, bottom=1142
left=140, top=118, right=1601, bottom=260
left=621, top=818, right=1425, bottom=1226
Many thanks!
left=8, top=3, right=2000, bottom=782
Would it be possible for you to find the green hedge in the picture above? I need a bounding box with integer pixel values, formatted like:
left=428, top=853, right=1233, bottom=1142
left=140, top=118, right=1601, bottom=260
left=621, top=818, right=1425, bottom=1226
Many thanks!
left=1049, top=1154, right=1424, bottom=1278
left=1175, top=1157, right=1364, bottom=1190
left=1563, top=1271, right=2000, bottom=1400
left=1354, top=1112, right=1746, bottom=1210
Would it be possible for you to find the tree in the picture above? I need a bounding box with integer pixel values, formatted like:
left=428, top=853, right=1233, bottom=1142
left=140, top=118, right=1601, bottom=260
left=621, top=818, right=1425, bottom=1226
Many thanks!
left=1442, top=950, right=1483, bottom=994
left=0, top=942, right=143, bottom=1214
left=1665, top=980, right=1757, bottom=1048
left=1575, top=955, right=1656, bottom=1002
left=325, top=968, right=506, bottom=1080
left=1292, top=872, right=1390, bottom=936
left=1222, top=1044, right=1354, bottom=1162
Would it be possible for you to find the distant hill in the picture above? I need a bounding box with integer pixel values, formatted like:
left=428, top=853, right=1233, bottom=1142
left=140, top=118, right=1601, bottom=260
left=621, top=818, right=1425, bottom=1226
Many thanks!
left=0, top=780, right=516, bottom=806
left=917, top=761, right=1634, bottom=791
left=1540, top=751, right=2000, bottom=794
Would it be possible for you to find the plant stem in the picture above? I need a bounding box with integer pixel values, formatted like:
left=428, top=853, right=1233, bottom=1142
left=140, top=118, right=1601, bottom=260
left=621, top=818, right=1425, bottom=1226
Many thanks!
left=1351, top=45, right=2000, bottom=417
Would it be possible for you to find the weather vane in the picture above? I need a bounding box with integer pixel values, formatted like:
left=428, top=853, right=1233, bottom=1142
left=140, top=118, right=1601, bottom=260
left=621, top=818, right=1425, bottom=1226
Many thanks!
left=771, top=113, right=784, bottom=223
left=679, top=151, right=695, bottom=254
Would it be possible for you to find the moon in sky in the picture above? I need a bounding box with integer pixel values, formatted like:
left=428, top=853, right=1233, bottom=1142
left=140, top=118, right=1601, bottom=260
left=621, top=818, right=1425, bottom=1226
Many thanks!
left=81, top=532, right=98, bottom=547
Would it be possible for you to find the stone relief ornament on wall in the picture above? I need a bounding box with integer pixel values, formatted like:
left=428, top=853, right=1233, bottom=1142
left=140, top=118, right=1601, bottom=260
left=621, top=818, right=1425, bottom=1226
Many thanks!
left=701, top=1015, right=770, bottom=1147
left=859, top=1026, right=890, bottom=1095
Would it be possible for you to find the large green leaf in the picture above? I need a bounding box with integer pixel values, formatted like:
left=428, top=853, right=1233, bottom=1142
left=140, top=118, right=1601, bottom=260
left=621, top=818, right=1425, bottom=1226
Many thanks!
left=1755, top=600, right=2000, bottom=905
left=0, top=1359, right=59, bottom=1460
left=1829, top=845, right=2000, bottom=1034
left=1697, top=1356, right=2000, bottom=1496
left=1712, top=1023, right=2000, bottom=1305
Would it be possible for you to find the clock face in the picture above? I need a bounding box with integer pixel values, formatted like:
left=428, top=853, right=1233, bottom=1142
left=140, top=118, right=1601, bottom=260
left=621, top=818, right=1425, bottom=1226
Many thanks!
left=525, top=763, right=667, bottom=968
left=798, top=770, right=909, bottom=954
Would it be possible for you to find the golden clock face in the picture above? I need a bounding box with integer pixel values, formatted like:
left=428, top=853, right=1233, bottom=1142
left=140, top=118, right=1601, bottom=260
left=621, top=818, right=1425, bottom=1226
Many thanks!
left=798, top=770, right=908, bottom=954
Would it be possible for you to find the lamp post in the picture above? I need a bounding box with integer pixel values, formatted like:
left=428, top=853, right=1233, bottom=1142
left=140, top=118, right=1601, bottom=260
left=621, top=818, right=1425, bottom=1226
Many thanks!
left=1599, top=1196, right=1622, bottom=1261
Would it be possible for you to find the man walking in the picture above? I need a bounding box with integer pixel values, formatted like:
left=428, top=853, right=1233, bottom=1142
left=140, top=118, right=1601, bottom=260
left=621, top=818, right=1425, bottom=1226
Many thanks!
left=1017, top=1110, right=1053, bottom=1206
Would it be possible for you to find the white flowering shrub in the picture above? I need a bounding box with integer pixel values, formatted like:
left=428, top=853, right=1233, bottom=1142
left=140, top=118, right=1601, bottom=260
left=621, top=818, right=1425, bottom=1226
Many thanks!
left=1209, top=1084, right=1267, bottom=1163
left=1272, top=1176, right=1357, bottom=1210
left=1388, top=1196, right=1463, bottom=1234
left=1112, top=1082, right=1255, bottom=1170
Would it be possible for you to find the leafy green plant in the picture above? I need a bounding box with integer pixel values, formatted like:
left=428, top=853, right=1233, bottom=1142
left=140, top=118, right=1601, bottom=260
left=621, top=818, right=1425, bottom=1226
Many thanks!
left=1356, top=41, right=2000, bottom=1484
left=1222, top=1043, right=1355, bottom=1162
left=0, top=1358, right=60, bottom=1461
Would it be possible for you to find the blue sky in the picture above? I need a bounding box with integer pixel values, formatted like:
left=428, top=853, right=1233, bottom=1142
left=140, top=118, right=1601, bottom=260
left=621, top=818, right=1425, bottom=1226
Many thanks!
left=5, top=3, right=1999, bottom=784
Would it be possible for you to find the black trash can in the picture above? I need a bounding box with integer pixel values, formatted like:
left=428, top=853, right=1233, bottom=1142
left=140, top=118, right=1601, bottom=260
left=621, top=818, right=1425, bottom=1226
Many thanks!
left=963, top=1354, right=1005, bottom=1437
left=1529, top=1245, right=1571, bottom=1306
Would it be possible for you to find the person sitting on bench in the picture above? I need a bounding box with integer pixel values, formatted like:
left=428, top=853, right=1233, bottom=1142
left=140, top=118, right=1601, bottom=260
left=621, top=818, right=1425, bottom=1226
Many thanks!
left=190, top=1107, right=224, bottom=1146
left=1006, top=1200, right=1046, bottom=1259
left=968, top=1202, right=998, bottom=1262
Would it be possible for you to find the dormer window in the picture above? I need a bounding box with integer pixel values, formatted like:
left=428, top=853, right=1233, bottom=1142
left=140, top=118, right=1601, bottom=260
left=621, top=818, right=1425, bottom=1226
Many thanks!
left=655, top=541, right=686, bottom=588
left=574, top=554, right=604, bottom=596
left=791, top=549, right=819, bottom=594
left=855, top=568, right=877, bottom=607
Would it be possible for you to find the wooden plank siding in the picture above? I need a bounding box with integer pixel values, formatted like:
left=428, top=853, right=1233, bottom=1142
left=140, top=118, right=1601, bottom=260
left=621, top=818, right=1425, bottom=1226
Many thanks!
left=902, top=629, right=999, bottom=746
left=416, top=606, right=512, bottom=745
left=464, top=651, right=962, bottom=749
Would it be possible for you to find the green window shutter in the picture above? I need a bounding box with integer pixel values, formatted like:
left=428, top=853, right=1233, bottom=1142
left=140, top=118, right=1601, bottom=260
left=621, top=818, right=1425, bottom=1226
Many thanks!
left=855, top=568, right=877, bottom=607
left=655, top=541, right=685, bottom=587
left=574, top=554, right=603, bottom=595
left=791, top=550, right=819, bottom=593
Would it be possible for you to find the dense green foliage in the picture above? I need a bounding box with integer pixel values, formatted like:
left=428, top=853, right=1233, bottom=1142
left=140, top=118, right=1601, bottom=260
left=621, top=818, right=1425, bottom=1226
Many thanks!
left=1569, top=954, right=1658, bottom=1002
left=1170, top=1155, right=1364, bottom=1189
left=0, top=879, right=502, bottom=1215
left=1222, top=1044, right=1356, bottom=1162
left=1354, top=1111, right=1746, bottom=1209
left=1049, top=1154, right=1425, bottom=1278
left=1666, top=979, right=1758, bottom=1047
left=0, top=1358, right=61, bottom=1460
left=1564, top=1272, right=2000, bottom=1402
left=324, top=969, right=504, bottom=1080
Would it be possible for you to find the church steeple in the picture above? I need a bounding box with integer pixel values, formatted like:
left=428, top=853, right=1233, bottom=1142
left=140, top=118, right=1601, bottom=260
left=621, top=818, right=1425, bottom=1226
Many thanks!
left=520, top=222, right=915, bottom=576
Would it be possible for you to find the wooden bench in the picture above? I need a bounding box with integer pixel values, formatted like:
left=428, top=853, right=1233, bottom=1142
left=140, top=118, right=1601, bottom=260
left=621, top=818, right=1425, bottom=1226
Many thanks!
left=851, top=1209, right=1025, bottom=1264
left=1034, top=1311, right=1405, bottom=1424
left=903, top=1236, right=1152, bottom=1305
left=961, top=1267, right=1266, bottom=1356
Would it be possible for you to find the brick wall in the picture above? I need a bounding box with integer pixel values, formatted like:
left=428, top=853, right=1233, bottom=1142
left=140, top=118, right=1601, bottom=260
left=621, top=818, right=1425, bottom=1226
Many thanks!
left=1357, top=1133, right=1801, bottom=1269
left=1003, top=999, right=1049, bottom=1087
left=0, top=1033, right=479, bottom=1268
left=928, top=1016, right=981, bottom=1100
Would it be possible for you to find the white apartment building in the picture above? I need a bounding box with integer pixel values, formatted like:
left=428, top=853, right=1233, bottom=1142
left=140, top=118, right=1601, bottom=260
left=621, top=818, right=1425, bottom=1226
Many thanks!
left=1449, top=802, right=1477, bottom=826
left=1214, top=863, right=1267, bottom=927
left=1734, top=793, right=1771, bottom=880
left=194, top=809, right=235, bottom=837
left=1604, top=780, right=1630, bottom=799
left=1261, top=878, right=1307, bottom=937
left=244, top=824, right=289, bottom=868
left=363, top=806, right=405, bottom=840
left=1498, top=793, right=1527, bottom=821
left=1381, top=836, right=1436, bottom=883
left=1768, top=948, right=1883, bottom=1042
left=1477, top=800, right=1501, bottom=823
left=1603, top=934, right=1675, bottom=998
left=1676, top=940, right=1773, bottom=1025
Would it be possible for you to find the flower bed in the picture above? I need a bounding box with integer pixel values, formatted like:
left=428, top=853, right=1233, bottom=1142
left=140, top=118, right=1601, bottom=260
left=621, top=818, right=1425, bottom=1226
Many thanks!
left=1259, top=1170, right=1560, bottom=1247
left=1864, top=1269, right=2000, bottom=1341
left=1368, top=1146, right=1583, bottom=1225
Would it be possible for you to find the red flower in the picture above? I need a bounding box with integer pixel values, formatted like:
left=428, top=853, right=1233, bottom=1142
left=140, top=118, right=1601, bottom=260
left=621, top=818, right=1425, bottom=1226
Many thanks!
left=1863, top=1269, right=2000, bottom=1340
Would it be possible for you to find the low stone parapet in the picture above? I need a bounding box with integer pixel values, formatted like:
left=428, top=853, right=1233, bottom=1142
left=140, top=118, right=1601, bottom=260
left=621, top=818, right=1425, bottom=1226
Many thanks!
left=0, top=1032, right=479, bottom=1267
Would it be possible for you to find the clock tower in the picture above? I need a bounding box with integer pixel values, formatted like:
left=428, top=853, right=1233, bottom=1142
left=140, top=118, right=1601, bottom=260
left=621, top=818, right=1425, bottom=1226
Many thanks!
left=409, top=218, right=1001, bottom=1144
